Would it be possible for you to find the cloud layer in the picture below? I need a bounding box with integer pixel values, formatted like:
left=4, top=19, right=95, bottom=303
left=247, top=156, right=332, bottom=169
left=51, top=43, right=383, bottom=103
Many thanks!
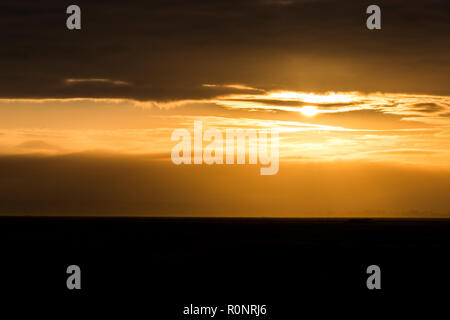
left=0, top=0, right=449, bottom=100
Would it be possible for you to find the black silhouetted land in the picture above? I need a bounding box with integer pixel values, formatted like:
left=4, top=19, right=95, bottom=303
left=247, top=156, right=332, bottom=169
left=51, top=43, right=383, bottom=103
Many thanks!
left=1, top=217, right=449, bottom=317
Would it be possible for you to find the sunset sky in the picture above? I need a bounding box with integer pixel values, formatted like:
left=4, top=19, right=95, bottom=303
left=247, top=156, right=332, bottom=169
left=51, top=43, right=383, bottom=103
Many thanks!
left=0, top=0, right=449, bottom=217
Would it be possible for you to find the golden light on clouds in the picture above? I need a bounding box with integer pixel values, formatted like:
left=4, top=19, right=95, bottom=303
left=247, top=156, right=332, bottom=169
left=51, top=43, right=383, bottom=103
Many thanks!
left=268, top=91, right=356, bottom=104
left=0, top=88, right=449, bottom=167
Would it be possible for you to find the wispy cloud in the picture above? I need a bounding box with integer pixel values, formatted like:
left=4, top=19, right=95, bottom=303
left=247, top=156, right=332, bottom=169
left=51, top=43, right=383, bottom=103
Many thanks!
left=64, top=78, right=131, bottom=86
left=202, top=83, right=263, bottom=91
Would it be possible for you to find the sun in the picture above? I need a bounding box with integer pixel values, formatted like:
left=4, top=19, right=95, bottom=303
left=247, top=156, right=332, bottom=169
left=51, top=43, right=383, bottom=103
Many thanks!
left=300, top=106, right=319, bottom=117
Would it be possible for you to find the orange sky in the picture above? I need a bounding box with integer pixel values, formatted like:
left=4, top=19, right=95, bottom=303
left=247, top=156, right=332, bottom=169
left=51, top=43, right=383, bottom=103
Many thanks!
left=0, top=88, right=449, bottom=217
left=1, top=1, right=449, bottom=217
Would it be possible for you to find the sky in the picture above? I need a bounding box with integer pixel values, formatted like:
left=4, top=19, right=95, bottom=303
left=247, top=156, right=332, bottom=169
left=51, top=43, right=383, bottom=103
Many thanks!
left=0, top=0, right=449, bottom=217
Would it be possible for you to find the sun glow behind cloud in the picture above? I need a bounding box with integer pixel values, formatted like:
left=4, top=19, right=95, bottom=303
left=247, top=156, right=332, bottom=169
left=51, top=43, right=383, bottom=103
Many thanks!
left=299, top=106, right=319, bottom=117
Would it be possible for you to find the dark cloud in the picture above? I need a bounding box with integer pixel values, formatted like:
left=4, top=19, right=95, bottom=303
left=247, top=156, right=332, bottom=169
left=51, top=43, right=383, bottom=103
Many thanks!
left=0, top=0, right=449, bottom=101
left=412, top=103, right=444, bottom=113
left=226, top=98, right=359, bottom=108
left=227, top=99, right=305, bottom=107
